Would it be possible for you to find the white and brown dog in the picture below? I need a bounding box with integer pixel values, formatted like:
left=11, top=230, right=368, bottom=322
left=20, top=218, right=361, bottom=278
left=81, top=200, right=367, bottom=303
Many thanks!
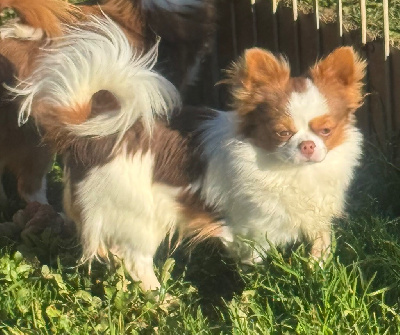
left=180, top=47, right=365, bottom=264
left=11, top=17, right=221, bottom=291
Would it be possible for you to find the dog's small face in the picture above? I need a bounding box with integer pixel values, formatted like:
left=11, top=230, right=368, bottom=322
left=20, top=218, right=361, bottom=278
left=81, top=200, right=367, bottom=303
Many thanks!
left=227, top=47, right=366, bottom=165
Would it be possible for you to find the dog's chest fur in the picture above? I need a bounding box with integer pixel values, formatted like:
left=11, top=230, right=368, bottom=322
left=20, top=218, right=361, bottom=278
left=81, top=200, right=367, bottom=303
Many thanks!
left=64, top=149, right=184, bottom=260
left=199, top=112, right=363, bottom=256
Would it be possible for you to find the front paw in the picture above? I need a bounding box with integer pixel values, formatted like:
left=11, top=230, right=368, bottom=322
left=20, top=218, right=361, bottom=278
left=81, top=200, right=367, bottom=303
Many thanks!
left=310, top=232, right=331, bottom=266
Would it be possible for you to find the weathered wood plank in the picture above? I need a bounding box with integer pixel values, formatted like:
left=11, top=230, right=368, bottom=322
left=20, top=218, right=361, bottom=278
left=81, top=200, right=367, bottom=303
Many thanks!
left=254, top=0, right=279, bottom=52
left=389, top=47, right=400, bottom=162
left=320, top=20, right=342, bottom=56
left=233, top=0, right=255, bottom=55
left=366, top=40, right=391, bottom=150
left=215, top=0, right=237, bottom=108
left=277, top=5, right=300, bottom=75
left=298, top=12, right=320, bottom=73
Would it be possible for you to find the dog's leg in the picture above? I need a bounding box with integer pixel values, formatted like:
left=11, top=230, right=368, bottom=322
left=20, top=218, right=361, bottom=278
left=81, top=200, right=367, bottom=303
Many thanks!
left=123, top=252, right=160, bottom=292
left=18, top=174, right=48, bottom=204
left=310, top=229, right=331, bottom=262
left=16, top=149, right=52, bottom=204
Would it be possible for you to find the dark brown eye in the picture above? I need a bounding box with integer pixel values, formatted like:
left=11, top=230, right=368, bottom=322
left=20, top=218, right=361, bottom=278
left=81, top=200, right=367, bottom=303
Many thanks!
left=320, top=128, right=331, bottom=136
left=277, top=130, right=293, bottom=138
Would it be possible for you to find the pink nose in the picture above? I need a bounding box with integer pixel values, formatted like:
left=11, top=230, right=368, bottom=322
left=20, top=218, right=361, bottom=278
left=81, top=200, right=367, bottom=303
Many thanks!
left=299, top=141, right=316, bottom=158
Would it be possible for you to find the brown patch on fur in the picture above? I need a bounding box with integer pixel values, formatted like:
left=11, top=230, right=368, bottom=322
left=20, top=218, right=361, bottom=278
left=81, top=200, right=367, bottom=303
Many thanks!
left=0, top=0, right=83, bottom=37
left=151, top=122, right=204, bottom=187
left=168, top=105, right=218, bottom=178
left=0, top=39, right=42, bottom=79
left=310, top=47, right=366, bottom=116
left=309, top=114, right=348, bottom=150
left=177, top=190, right=223, bottom=246
left=238, top=104, right=297, bottom=151
left=99, top=0, right=147, bottom=45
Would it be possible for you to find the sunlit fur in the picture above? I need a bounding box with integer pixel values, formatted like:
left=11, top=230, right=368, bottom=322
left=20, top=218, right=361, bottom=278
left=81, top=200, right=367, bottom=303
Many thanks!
left=199, top=47, right=366, bottom=263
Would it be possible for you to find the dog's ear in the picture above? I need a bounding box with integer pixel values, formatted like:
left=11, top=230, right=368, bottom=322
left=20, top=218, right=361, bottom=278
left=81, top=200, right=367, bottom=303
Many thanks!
left=241, top=48, right=290, bottom=90
left=311, top=47, right=365, bottom=86
left=311, top=47, right=366, bottom=112
left=225, top=48, right=290, bottom=115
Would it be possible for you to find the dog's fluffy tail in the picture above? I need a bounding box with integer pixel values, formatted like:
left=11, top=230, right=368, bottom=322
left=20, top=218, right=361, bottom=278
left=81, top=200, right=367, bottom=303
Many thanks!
left=0, top=0, right=82, bottom=37
left=142, top=0, right=216, bottom=90
left=10, top=16, right=180, bottom=149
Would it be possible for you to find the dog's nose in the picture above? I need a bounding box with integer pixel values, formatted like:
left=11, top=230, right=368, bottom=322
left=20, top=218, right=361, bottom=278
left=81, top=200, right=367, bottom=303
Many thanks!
left=299, top=141, right=315, bottom=158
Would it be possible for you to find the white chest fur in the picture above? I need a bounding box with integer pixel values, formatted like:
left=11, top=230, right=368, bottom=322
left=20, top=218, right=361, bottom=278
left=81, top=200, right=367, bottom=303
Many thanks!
left=64, top=150, right=183, bottom=290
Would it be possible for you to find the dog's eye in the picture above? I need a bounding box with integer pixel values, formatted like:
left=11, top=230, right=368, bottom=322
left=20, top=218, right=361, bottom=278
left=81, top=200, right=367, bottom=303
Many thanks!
left=277, top=130, right=293, bottom=138
left=319, top=128, right=331, bottom=136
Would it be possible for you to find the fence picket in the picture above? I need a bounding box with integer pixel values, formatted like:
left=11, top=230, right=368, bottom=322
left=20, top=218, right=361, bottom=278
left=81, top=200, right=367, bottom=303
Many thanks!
left=383, top=0, right=390, bottom=58
left=313, top=0, right=319, bottom=30
left=360, top=0, right=367, bottom=44
left=337, top=0, right=343, bottom=37
left=254, top=0, right=279, bottom=52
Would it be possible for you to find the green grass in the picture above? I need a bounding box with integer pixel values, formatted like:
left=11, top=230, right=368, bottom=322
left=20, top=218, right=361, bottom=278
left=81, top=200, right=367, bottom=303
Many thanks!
left=0, top=145, right=399, bottom=334
left=282, top=0, right=400, bottom=47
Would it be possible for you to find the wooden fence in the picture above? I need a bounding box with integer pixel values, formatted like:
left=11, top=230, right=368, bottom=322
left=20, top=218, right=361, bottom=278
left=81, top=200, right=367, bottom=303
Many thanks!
left=185, top=0, right=400, bottom=162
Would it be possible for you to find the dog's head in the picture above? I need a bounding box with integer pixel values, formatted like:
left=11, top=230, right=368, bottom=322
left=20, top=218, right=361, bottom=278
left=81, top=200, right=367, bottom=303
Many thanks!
left=226, top=47, right=366, bottom=164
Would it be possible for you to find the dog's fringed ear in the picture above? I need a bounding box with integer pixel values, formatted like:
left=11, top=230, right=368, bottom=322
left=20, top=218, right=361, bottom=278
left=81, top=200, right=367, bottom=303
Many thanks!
left=225, top=48, right=290, bottom=115
left=241, top=48, right=290, bottom=90
left=311, top=47, right=366, bottom=112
